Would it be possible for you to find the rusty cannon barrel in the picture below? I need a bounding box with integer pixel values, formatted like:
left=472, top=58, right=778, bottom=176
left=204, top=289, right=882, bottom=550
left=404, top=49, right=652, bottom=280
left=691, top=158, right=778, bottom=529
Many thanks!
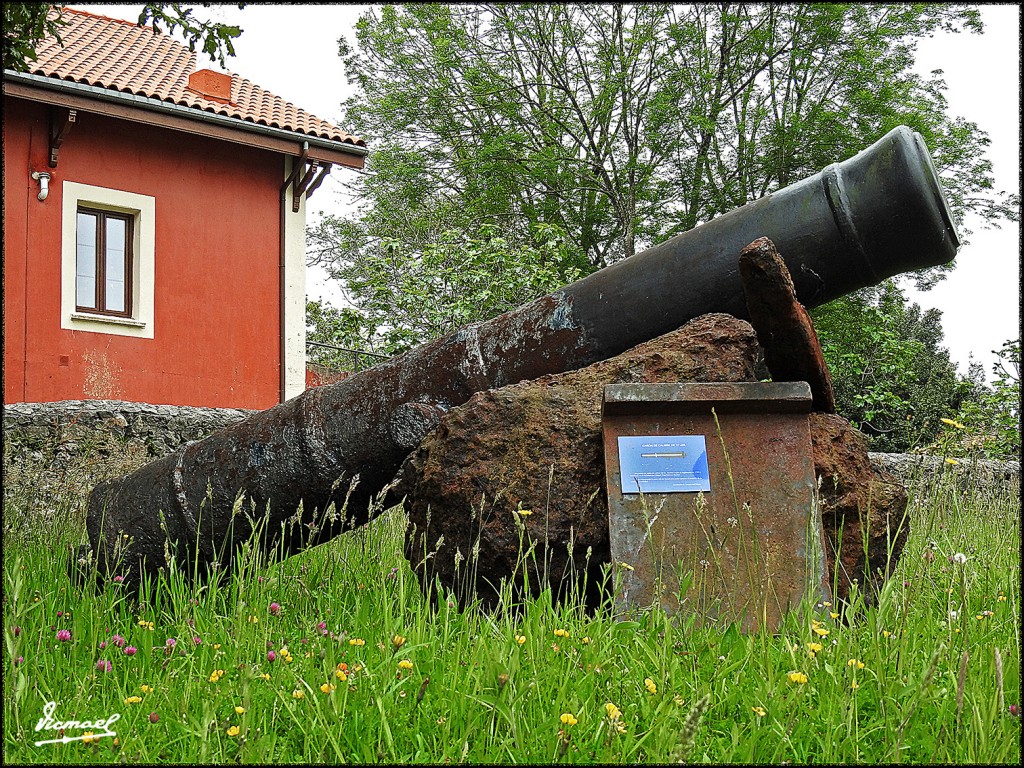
left=77, top=125, right=959, bottom=589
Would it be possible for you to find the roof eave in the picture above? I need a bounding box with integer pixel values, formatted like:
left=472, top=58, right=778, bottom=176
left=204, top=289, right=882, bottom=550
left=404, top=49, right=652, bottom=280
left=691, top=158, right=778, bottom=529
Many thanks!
left=2, top=70, right=367, bottom=168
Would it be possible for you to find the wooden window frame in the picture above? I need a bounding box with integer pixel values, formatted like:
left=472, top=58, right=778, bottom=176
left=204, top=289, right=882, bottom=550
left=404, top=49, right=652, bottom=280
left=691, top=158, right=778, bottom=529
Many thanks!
left=75, top=206, right=133, bottom=317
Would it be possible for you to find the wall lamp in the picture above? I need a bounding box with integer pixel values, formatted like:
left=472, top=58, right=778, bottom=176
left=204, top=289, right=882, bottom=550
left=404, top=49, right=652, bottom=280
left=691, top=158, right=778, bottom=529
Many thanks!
left=32, top=171, right=51, bottom=201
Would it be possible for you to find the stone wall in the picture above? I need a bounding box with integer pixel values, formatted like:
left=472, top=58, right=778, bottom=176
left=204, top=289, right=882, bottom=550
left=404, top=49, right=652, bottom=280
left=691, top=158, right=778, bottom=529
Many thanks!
left=3, top=399, right=1019, bottom=489
left=3, top=400, right=255, bottom=462
left=870, top=452, right=1020, bottom=494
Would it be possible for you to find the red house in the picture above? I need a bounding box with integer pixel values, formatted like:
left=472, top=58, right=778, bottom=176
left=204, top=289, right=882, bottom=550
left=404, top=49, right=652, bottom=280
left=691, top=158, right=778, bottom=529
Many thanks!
left=2, top=8, right=366, bottom=409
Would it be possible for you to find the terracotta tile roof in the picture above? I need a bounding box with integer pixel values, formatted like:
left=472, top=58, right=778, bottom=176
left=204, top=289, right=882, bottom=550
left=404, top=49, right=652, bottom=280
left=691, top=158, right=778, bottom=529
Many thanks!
left=24, top=7, right=364, bottom=148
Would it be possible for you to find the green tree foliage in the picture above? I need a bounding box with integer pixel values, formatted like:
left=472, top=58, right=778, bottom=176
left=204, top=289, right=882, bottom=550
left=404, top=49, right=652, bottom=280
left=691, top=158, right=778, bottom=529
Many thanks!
left=309, top=4, right=1016, bottom=437
left=2, top=3, right=244, bottom=72
left=811, top=281, right=974, bottom=453
left=317, top=3, right=1014, bottom=275
left=307, top=222, right=580, bottom=356
left=952, top=340, right=1021, bottom=460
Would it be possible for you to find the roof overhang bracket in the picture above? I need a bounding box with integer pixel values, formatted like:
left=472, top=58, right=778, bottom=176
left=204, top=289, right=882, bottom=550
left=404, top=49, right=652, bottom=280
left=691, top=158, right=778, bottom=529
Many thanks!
left=282, top=141, right=323, bottom=213
left=303, top=162, right=333, bottom=202
left=48, top=107, right=77, bottom=168
left=292, top=159, right=320, bottom=213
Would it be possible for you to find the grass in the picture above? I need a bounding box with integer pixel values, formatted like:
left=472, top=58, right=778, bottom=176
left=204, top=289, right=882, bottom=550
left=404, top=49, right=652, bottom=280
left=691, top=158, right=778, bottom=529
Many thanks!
left=2, top=441, right=1020, bottom=764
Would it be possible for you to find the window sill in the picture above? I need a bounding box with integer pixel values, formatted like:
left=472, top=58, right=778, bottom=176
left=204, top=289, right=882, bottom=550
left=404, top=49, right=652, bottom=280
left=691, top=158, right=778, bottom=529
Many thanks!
left=70, top=312, right=147, bottom=329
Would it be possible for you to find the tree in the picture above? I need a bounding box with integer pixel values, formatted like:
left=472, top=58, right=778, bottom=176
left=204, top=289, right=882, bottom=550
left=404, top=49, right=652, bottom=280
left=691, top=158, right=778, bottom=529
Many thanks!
left=2, top=3, right=244, bottom=73
left=811, top=280, right=974, bottom=453
left=308, top=4, right=1017, bottom=364
left=316, top=4, right=1015, bottom=276
left=307, top=221, right=581, bottom=356
left=951, top=339, right=1021, bottom=460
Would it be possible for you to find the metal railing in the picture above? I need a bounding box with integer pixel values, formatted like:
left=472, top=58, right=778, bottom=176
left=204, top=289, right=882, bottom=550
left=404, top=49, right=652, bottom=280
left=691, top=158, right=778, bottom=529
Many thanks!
left=305, top=340, right=389, bottom=375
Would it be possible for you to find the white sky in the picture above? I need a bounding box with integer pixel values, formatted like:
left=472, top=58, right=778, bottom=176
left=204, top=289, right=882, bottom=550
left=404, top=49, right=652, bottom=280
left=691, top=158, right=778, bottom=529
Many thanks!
left=73, top=3, right=1021, bottom=380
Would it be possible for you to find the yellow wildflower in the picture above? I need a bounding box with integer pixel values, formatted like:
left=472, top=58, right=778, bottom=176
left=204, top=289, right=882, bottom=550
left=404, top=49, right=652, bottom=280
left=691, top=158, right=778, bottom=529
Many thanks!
left=940, top=418, right=966, bottom=429
left=81, top=731, right=98, bottom=744
left=140, top=684, right=154, bottom=694
left=516, top=508, right=533, bottom=516
left=248, top=615, right=259, bottom=624
left=581, top=637, right=590, bottom=645
left=851, top=680, right=860, bottom=690
left=847, top=658, right=865, bottom=669
left=320, top=683, right=335, bottom=694
left=292, top=689, right=304, bottom=699
left=830, top=612, right=840, bottom=620
left=234, top=706, right=245, bottom=715
left=882, top=630, right=892, bottom=638
left=227, top=725, right=240, bottom=737
left=259, top=673, right=271, bottom=681
left=554, top=628, right=569, bottom=638
left=560, top=713, right=578, bottom=726
left=807, top=642, right=823, bottom=657
left=336, top=669, right=348, bottom=682
left=124, top=696, right=142, bottom=704
left=644, top=677, right=657, bottom=694
left=515, top=635, right=526, bottom=645
left=812, top=626, right=829, bottom=637
left=398, top=659, right=414, bottom=670
left=752, top=706, right=767, bottom=717
left=605, top=702, right=622, bottom=720
left=349, top=638, right=365, bottom=647
left=392, top=635, right=406, bottom=650
left=788, top=671, right=808, bottom=684
left=945, top=457, right=960, bottom=465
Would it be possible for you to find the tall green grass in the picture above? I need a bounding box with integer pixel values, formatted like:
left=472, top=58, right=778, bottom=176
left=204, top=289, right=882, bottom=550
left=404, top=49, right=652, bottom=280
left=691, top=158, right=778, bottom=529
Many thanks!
left=2, top=443, right=1020, bottom=764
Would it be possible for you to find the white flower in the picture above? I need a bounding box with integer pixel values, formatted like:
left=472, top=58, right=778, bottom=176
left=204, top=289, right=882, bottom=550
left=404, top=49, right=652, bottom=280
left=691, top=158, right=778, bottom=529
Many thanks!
left=949, top=610, right=958, bottom=620
left=951, top=553, right=968, bottom=564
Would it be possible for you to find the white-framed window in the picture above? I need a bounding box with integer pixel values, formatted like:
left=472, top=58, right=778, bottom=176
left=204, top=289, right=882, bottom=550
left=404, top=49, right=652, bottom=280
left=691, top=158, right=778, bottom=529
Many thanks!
left=61, top=181, right=155, bottom=338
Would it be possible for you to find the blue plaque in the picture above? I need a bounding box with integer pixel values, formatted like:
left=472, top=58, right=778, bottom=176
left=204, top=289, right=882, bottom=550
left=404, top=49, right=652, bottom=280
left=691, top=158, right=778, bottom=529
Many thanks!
left=617, top=435, right=711, bottom=494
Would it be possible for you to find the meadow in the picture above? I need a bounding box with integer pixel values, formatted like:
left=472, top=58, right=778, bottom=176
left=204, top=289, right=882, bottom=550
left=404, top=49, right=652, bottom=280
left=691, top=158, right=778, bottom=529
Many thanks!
left=2, top=441, right=1020, bottom=765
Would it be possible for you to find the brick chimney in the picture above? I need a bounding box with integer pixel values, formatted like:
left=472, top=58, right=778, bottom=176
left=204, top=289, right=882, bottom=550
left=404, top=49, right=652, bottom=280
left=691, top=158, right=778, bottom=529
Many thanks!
left=186, top=69, right=233, bottom=103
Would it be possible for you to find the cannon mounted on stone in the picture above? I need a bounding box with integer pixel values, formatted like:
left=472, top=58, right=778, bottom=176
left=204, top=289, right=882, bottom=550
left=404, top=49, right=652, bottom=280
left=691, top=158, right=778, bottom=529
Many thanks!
left=74, top=126, right=959, bottom=592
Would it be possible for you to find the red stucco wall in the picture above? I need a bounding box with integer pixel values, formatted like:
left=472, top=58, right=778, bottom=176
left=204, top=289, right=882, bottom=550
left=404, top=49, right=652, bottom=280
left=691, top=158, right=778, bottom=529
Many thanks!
left=3, top=96, right=284, bottom=409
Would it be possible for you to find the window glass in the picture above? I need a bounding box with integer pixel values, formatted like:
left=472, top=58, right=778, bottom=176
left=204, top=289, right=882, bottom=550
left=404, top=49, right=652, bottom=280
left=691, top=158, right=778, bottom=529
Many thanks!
left=76, top=211, right=97, bottom=309
left=105, top=217, right=126, bottom=312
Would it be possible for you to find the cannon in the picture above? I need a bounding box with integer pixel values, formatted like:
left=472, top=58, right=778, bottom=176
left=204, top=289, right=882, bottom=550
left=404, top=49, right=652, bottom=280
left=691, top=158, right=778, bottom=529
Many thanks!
left=76, top=125, right=959, bottom=588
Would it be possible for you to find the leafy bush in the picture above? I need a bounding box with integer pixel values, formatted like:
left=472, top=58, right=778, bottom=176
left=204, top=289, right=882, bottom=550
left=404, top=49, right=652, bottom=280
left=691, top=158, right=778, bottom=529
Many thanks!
left=951, top=339, right=1021, bottom=460
left=812, top=281, right=972, bottom=453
